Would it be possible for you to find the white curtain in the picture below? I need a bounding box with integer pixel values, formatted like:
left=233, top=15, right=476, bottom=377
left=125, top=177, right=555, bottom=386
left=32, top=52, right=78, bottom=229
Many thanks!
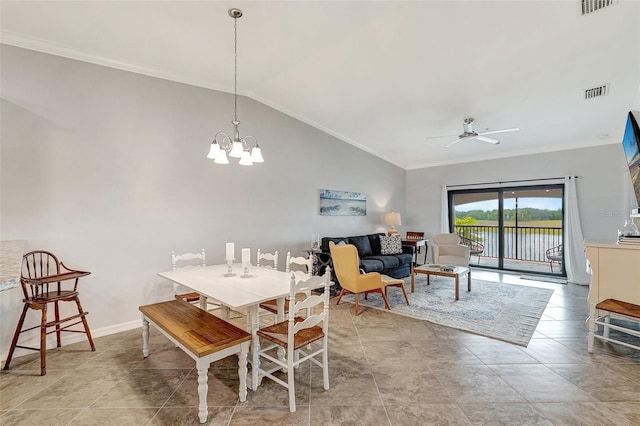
left=564, top=176, right=591, bottom=285
left=441, top=185, right=449, bottom=233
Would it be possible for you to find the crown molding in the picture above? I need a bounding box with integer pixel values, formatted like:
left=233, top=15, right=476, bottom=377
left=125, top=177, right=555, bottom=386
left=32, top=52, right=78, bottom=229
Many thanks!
left=0, top=29, right=231, bottom=94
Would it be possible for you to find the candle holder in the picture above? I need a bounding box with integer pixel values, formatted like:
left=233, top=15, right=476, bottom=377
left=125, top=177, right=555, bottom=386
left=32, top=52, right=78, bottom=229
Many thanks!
left=224, top=259, right=236, bottom=277
left=241, top=265, right=252, bottom=279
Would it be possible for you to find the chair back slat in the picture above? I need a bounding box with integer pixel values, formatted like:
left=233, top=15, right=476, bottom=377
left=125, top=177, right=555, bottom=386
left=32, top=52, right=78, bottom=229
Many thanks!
left=171, top=249, right=206, bottom=298
left=23, top=250, right=60, bottom=279
left=257, top=249, right=278, bottom=269
left=21, top=251, right=61, bottom=300
left=293, top=312, right=324, bottom=333
left=286, top=252, right=313, bottom=274
left=172, top=249, right=206, bottom=270
left=294, top=294, right=325, bottom=312
left=287, top=270, right=331, bottom=334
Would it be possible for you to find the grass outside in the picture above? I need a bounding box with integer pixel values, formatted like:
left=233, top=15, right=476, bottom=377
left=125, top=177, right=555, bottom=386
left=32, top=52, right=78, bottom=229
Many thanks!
left=473, top=220, right=562, bottom=228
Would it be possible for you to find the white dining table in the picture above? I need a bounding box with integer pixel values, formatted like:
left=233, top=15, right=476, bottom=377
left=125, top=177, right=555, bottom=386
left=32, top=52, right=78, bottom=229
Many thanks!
left=158, top=263, right=296, bottom=390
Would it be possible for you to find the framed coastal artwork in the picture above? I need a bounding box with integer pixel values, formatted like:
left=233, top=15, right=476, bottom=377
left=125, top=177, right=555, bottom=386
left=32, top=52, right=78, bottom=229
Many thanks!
left=319, top=189, right=367, bottom=216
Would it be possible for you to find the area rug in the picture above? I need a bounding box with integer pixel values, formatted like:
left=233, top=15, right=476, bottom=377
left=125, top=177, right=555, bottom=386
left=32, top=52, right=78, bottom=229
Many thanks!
left=342, top=275, right=553, bottom=346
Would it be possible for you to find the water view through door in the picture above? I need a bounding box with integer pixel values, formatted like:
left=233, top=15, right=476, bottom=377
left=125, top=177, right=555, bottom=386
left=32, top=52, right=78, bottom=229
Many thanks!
left=449, top=185, right=565, bottom=276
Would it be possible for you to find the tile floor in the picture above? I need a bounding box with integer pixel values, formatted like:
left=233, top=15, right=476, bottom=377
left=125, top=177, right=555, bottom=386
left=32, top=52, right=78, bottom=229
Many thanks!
left=1, top=270, right=640, bottom=425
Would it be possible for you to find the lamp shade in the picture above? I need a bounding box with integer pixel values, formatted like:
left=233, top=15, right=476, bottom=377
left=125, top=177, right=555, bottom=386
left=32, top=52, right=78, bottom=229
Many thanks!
left=207, top=142, right=221, bottom=160
left=229, top=141, right=244, bottom=158
left=238, top=150, right=253, bottom=166
left=250, top=146, right=264, bottom=162
left=384, top=212, right=402, bottom=226
left=214, top=150, right=230, bottom=164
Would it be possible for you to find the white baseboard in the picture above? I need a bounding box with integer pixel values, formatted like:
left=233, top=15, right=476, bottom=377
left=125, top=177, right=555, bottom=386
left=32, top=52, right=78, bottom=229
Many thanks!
left=1, top=319, right=142, bottom=365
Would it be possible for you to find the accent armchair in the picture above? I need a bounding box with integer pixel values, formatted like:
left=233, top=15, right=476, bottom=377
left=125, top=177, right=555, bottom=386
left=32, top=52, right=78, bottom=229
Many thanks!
left=432, top=234, right=471, bottom=267
left=329, top=241, right=390, bottom=315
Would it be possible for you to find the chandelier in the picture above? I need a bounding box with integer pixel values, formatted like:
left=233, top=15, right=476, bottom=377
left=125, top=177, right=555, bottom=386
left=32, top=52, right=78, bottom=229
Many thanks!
left=207, top=8, right=263, bottom=166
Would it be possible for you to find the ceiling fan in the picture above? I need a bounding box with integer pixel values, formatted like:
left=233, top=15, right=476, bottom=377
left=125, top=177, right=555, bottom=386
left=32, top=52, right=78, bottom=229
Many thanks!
left=427, top=117, right=520, bottom=148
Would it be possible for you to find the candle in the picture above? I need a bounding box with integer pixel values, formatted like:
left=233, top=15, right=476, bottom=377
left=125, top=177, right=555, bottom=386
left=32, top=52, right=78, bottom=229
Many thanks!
left=241, top=248, right=250, bottom=267
left=226, top=243, right=234, bottom=261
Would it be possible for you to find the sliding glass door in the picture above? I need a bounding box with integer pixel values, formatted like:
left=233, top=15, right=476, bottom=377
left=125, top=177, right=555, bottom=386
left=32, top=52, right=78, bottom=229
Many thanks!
left=449, top=185, right=565, bottom=276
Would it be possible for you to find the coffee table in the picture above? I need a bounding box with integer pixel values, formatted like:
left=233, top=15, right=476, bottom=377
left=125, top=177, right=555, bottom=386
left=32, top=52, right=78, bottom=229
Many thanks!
left=411, top=264, right=471, bottom=301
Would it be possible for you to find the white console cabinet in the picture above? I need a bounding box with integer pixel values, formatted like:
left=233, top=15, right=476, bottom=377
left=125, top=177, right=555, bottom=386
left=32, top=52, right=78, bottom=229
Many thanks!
left=585, top=242, right=640, bottom=306
left=586, top=242, right=640, bottom=353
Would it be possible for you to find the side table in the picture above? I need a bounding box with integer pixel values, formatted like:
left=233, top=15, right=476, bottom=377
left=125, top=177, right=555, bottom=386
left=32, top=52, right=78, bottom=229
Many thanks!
left=305, top=249, right=331, bottom=276
left=305, top=250, right=339, bottom=296
left=402, top=239, right=428, bottom=266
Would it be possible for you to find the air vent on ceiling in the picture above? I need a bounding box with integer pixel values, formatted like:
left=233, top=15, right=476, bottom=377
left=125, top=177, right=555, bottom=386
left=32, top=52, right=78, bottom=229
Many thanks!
left=584, top=83, right=610, bottom=100
left=582, top=0, right=618, bottom=16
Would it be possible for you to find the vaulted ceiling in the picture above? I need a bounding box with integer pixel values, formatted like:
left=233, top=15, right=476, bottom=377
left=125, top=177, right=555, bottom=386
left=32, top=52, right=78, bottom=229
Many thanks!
left=2, top=1, right=639, bottom=169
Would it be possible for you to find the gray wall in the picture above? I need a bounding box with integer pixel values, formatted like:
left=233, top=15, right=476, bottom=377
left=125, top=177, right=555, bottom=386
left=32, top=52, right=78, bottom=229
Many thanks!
left=0, top=46, right=406, bottom=358
left=406, top=144, right=636, bottom=259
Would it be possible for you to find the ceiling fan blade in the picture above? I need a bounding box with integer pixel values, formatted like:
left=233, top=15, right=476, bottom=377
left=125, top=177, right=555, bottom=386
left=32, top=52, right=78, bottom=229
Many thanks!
left=425, top=134, right=457, bottom=140
left=476, top=135, right=500, bottom=144
left=444, top=138, right=464, bottom=148
left=478, top=127, right=520, bottom=136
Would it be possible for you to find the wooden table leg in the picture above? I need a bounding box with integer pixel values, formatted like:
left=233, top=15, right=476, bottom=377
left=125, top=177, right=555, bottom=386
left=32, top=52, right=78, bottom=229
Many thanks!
left=249, top=305, right=261, bottom=391
left=196, top=359, right=209, bottom=423
left=427, top=274, right=431, bottom=286
left=220, top=305, right=230, bottom=320
left=455, top=275, right=459, bottom=301
left=411, top=268, right=415, bottom=292
left=238, top=342, right=249, bottom=402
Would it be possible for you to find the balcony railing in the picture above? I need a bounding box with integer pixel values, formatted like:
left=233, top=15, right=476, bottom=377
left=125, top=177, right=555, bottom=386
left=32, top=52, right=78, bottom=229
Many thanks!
left=455, top=225, right=563, bottom=263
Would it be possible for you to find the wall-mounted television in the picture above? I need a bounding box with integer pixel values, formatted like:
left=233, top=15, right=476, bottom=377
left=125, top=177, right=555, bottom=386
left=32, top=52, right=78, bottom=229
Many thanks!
left=621, top=111, right=640, bottom=214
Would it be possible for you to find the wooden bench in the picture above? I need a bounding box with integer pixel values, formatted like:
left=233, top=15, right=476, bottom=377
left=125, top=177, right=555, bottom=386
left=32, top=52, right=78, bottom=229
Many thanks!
left=139, top=300, right=251, bottom=424
left=588, top=298, right=640, bottom=353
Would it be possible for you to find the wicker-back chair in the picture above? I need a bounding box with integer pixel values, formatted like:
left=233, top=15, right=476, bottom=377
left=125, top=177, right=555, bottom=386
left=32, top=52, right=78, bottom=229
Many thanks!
left=459, top=236, right=484, bottom=263
left=546, top=244, right=563, bottom=272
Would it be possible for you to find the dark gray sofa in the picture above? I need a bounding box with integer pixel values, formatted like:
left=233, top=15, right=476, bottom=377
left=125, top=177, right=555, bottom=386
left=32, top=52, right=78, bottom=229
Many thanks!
left=321, top=233, right=414, bottom=279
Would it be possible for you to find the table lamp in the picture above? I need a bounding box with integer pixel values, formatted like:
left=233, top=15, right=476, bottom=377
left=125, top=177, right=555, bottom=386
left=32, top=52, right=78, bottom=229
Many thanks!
left=384, top=212, right=402, bottom=236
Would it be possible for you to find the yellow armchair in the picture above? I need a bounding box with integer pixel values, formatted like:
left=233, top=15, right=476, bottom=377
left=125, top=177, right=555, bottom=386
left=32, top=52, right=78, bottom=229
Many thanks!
left=329, top=241, right=390, bottom=315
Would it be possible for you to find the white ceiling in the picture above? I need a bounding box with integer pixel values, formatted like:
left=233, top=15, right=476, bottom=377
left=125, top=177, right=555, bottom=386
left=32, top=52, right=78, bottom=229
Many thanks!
left=2, top=1, right=639, bottom=169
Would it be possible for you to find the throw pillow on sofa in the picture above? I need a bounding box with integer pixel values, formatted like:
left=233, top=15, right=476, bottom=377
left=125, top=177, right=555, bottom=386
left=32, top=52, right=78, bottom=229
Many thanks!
left=380, top=235, right=402, bottom=255
left=349, top=235, right=373, bottom=257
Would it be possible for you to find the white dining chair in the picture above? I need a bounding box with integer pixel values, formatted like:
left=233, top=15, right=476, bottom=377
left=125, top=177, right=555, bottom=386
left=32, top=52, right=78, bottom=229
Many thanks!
left=256, top=249, right=278, bottom=269
left=256, top=270, right=332, bottom=412
left=286, top=252, right=314, bottom=274
left=259, top=252, right=314, bottom=319
left=172, top=249, right=220, bottom=312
